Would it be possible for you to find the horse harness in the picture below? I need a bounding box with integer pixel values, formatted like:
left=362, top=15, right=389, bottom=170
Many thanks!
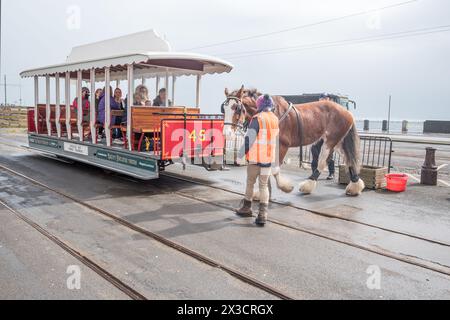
left=277, top=102, right=304, bottom=167
left=222, top=96, right=304, bottom=166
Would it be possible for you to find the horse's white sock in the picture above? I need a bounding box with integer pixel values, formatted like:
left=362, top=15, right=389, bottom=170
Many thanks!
left=274, top=175, right=294, bottom=194
left=345, top=179, right=365, bottom=196
left=272, top=167, right=294, bottom=194
left=299, top=179, right=317, bottom=194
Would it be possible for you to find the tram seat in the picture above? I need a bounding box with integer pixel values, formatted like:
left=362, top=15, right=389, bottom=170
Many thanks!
left=37, top=104, right=89, bottom=138
left=58, top=106, right=78, bottom=126
left=63, top=106, right=90, bottom=139
left=37, top=105, right=56, bottom=134
left=125, top=106, right=200, bottom=151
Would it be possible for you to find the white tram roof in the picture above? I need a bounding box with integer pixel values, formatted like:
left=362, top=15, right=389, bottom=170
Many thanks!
left=20, top=30, right=233, bottom=80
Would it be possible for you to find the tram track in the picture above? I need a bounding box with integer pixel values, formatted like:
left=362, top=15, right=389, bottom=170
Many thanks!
left=0, top=163, right=294, bottom=300
left=6, top=136, right=447, bottom=248
left=156, top=174, right=450, bottom=276
left=0, top=135, right=447, bottom=236
left=0, top=200, right=147, bottom=300
left=2, top=139, right=450, bottom=278
left=161, top=172, right=450, bottom=248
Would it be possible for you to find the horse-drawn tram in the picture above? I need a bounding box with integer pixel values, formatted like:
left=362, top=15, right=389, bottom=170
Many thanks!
left=20, top=30, right=232, bottom=180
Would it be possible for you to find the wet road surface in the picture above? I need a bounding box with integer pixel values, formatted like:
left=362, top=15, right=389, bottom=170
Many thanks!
left=0, top=131, right=450, bottom=299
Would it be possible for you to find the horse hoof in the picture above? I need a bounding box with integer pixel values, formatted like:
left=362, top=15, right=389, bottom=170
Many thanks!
left=299, top=179, right=317, bottom=194
left=345, top=179, right=365, bottom=196
left=280, top=184, right=295, bottom=194
left=277, top=179, right=294, bottom=193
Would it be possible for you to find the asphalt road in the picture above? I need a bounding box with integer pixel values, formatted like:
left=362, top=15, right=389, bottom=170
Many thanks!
left=0, top=204, right=129, bottom=300
left=1, top=130, right=450, bottom=299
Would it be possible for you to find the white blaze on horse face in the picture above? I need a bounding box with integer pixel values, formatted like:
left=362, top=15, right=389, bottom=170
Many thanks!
left=222, top=99, right=237, bottom=137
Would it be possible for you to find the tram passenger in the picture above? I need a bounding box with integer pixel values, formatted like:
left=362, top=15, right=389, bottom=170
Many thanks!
left=236, top=94, right=279, bottom=227
left=94, top=89, right=103, bottom=116
left=95, top=89, right=104, bottom=138
left=134, top=85, right=153, bottom=106
left=97, top=86, right=122, bottom=141
left=72, top=87, right=91, bottom=123
left=153, top=88, right=172, bottom=107
left=114, top=88, right=125, bottom=109
left=112, top=88, right=125, bottom=142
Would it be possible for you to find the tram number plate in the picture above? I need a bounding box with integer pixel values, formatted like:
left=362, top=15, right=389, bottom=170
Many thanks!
left=64, top=142, right=89, bottom=156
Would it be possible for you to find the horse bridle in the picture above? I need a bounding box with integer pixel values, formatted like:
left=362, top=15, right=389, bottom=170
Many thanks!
left=221, top=96, right=248, bottom=130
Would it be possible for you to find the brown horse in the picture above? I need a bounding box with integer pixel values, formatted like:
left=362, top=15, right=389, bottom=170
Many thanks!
left=222, top=86, right=365, bottom=196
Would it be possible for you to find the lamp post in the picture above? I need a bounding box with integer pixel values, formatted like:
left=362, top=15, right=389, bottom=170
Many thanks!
left=387, top=95, right=392, bottom=133
left=0, top=0, right=3, bottom=107
left=3, top=74, right=6, bottom=106
left=0, top=81, right=23, bottom=106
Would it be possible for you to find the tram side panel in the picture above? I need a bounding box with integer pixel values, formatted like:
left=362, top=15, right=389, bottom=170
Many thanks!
left=26, top=110, right=225, bottom=178
left=160, top=118, right=225, bottom=171
left=27, top=134, right=159, bottom=180
left=27, top=109, right=159, bottom=180
left=27, top=108, right=36, bottom=133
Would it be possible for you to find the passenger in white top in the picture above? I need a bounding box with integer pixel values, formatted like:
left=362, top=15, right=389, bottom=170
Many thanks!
left=134, top=85, right=152, bottom=106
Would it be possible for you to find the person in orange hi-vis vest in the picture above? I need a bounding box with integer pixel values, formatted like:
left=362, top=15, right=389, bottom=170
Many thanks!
left=236, top=94, right=280, bottom=226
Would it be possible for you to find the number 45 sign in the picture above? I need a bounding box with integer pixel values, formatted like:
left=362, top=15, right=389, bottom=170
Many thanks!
left=161, top=119, right=225, bottom=161
left=189, top=129, right=207, bottom=142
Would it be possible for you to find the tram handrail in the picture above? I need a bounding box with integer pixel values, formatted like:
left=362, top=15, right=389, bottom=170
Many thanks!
left=153, top=112, right=224, bottom=119
left=359, top=133, right=450, bottom=146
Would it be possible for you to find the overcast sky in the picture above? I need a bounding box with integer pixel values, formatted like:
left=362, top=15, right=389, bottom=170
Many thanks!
left=1, top=0, right=449, bottom=120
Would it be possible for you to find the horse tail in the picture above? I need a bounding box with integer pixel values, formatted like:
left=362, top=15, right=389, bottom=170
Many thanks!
left=342, top=123, right=361, bottom=174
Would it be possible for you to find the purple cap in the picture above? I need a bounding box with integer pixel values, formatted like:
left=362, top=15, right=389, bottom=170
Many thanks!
left=256, top=94, right=274, bottom=112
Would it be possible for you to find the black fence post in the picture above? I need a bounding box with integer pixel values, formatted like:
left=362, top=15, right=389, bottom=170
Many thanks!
left=421, top=147, right=438, bottom=186
left=364, top=120, right=370, bottom=131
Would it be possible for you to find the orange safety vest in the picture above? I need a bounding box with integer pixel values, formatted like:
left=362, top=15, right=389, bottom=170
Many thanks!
left=247, top=112, right=279, bottom=164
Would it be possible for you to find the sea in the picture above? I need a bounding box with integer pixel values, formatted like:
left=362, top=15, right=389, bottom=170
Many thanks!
left=355, top=120, right=424, bottom=135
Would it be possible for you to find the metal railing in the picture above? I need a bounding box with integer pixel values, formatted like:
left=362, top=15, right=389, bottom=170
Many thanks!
left=300, top=136, right=393, bottom=172
left=225, top=133, right=394, bottom=172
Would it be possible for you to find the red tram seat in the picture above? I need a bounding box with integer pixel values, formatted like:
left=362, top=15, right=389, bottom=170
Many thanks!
left=37, top=104, right=90, bottom=138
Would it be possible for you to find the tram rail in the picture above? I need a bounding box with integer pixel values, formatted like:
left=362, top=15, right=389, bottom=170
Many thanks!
left=0, top=200, right=147, bottom=300
left=158, top=174, right=450, bottom=277
left=1, top=138, right=449, bottom=248
left=2, top=135, right=445, bottom=247
left=0, top=163, right=294, bottom=300
left=1, top=140, right=450, bottom=280
left=161, top=172, right=450, bottom=248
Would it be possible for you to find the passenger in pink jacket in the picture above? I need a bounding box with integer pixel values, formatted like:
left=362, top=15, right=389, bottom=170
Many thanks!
left=72, top=87, right=91, bottom=123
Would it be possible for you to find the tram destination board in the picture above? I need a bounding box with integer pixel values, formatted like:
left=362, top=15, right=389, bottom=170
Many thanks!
left=95, top=150, right=157, bottom=173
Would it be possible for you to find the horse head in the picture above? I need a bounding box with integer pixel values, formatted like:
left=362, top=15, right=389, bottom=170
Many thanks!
left=221, top=86, right=260, bottom=136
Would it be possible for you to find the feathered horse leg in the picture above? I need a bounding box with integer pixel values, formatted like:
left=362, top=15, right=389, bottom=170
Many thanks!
left=253, top=143, right=293, bottom=200
left=299, top=140, right=331, bottom=195
left=342, top=124, right=365, bottom=196
left=272, top=166, right=294, bottom=193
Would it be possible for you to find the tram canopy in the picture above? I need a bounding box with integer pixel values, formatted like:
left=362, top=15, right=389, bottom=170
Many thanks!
left=20, top=30, right=233, bottom=80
